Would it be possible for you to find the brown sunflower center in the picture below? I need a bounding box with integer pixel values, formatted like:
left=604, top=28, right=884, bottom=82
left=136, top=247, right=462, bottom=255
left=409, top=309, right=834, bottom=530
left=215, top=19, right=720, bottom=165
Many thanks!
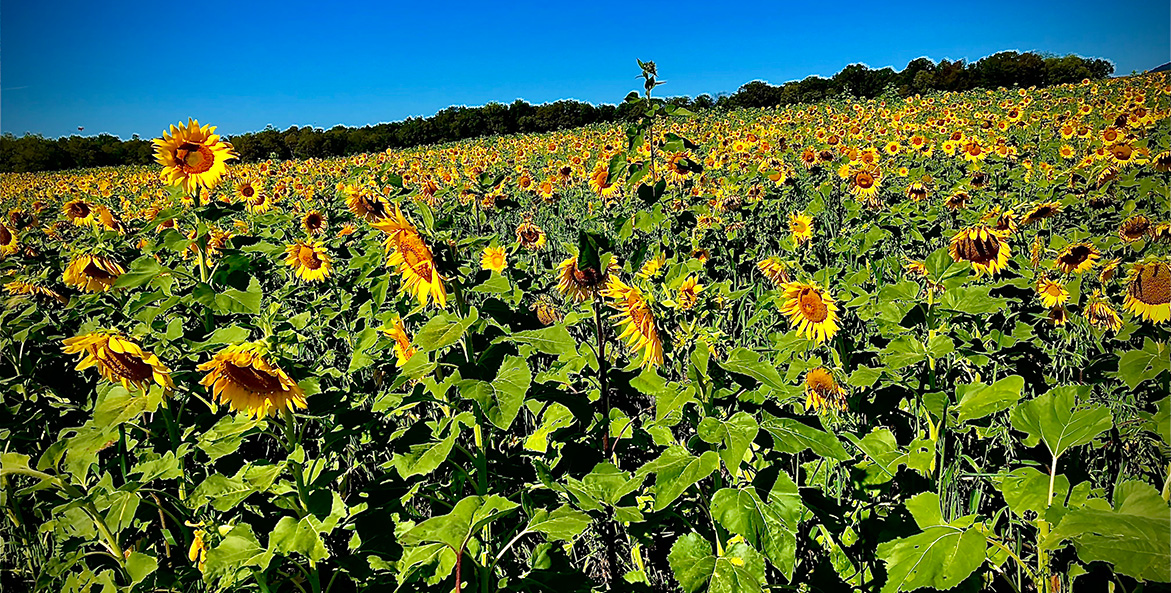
left=399, top=234, right=434, bottom=279
left=100, top=347, right=154, bottom=382
left=855, top=172, right=874, bottom=189
left=175, top=142, right=215, bottom=175
left=0, top=225, right=11, bottom=245
left=798, top=287, right=829, bottom=323
left=240, top=185, right=255, bottom=198
left=298, top=246, right=323, bottom=270
left=573, top=265, right=605, bottom=288
left=1059, top=245, right=1092, bottom=267
left=68, top=201, right=92, bottom=219
left=305, top=213, right=323, bottom=230
left=1111, top=145, right=1134, bottom=161
left=1122, top=218, right=1152, bottom=240
left=1130, top=264, right=1171, bottom=306
left=806, top=369, right=837, bottom=396
left=518, top=227, right=541, bottom=244
left=222, top=362, right=286, bottom=394
left=83, top=259, right=116, bottom=280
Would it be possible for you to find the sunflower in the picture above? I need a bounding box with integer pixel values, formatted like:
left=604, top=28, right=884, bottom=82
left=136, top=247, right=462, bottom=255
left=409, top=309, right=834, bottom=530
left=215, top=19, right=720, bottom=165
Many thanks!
left=1020, top=202, right=1062, bottom=226
left=62, top=330, right=173, bottom=392
left=691, top=249, right=710, bottom=264
left=1086, top=291, right=1122, bottom=332
left=530, top=298, right=563, bottom=326
left=948, top=226, right=1011, bottom=277
left=1055, top=243, right=1100, bottom=274
left=757, top=257, right=791, bottom=286
left=589, top=164, right=620, bottom=197
left=4, top=279, right=66, bottom=305
left=235, top=180, right=260, bottom=203
left=602, top=278, right=663, bottom=367
left=1035, top=275, right=1069, bottom=308
left=344, top=185, right=390, bottom=222
left=1119, top=215, right=1153, bottom=242
left=904, top=257, right=929, bottom=278
left=188, top=528, right=208, bottom=573
left=302, top=210, right=327, bottom=235
left=779, top=282, right=839, bottom=343
left=0, top=223, right=17, bottom=256
left=906, top=182, right=929, bottom=202
left=849, top=169, right=881, bottom=199
left=199, top=342, right=306, bottom=418
left=1124, top=260, right=1171, bottom=323
left=384, top=316, right=416, bottom=367
left=515, top=220, right=547, bottom=251
left=153, top=119, right=238, bottom=195
left=945, top=192, right=969, bottom=211
left=63, top=254, right=125, bottom=292
left=386, top=226, right=446, bottom=308
left=1152, top=150, right=1171, bottom=172
left=284, top=240, right=332, bottom=283
left=556, top=255, right=619, bottom=302
left=790, top=212, right=813, bottom=244
left=804, top=367, right=846, bottom=412
left=677, top=276, right=704, bottom=310
left=481, top=246, right=508, bottom=273
left=1048, top=305, right=1069, bottom=326
left=63, top=199, right=98, bottom=227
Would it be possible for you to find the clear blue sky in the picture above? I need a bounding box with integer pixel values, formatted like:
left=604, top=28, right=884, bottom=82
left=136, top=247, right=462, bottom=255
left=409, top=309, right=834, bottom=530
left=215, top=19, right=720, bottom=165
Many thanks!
left=2, top=0, right=1168, bottom=139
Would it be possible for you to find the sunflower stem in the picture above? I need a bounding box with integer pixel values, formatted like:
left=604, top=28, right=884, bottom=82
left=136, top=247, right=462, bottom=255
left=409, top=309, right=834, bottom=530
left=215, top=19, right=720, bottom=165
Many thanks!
left=593, top=300, right=610, bottom=456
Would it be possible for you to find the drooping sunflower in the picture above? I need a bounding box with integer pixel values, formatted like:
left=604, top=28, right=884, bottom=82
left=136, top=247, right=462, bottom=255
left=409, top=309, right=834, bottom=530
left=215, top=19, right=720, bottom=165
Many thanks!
left=0, top=223, right=17, bottom=256
left=983, top=206, right=1018, bottom=235
left=945, top=192, right=969, bottom=211
left=1020, top=202, right=1062, bottom=226
left=531, top=298, right=563, bottom=326
left=757, top=257, right=791, bottom=286
left=283, top=240, right=332, bottom=283
left=906, top=182, right=929, bottom=202
left=556, top=255, right=619, bottom=302
left=789, top=212, right=813, bottom=245
left=62, top=330, right=173, bottom=392
left=677, top=276, right=704, bottom=310
left=515, top=220, right=547, bottom=251
left=63, top=199, right=98, bottom=227
left=1035, top=275, right=1069, bottom=308
left=481, top=246, right=508, bottom=273
left=1152, top=150, right=1171, bottom=172
left=1124, top=260, right=1171, bottom=323
left=804, top=367, right=847, bottom=413
left=602, top=278, right=663, bottom=367
left=904, top=257, right=929, bottom=278
left=63, top=254, right=125, bottom=292
left=344, top=185, right=390, bottom=222
left=948, top=226, right=1011, bottom=277
left=779, top=282, right=840, bottom=343
left=1119, top=215, right=1153, bottom=242
left=1099, top=258, right=1121, bottom=283
left=1048, top=305, right=1069, bottom=326
left=302, top=211, right=327, bottom=235
left=385, top=316, right=416, bottom=367
left=153, top=119, right=238, bottom=195
left=1086, top=291, right=1122, bottom=332
left=198, top=342, right=307, bottom=418
left=1055, top=243, right=1100, bottom=274
left=638, top=252, right=667, bottom=278
left=5, top=279, right=66, bottom=305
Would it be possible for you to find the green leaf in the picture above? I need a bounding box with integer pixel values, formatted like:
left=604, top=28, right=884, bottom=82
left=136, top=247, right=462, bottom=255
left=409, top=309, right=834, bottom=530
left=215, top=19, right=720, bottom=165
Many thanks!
left=710, top=477, right=800, bottom=578
left=392, top=425, right=458, bottom=478
left=526, top=505, right=592, bottom=541
left=1010, top=385, right=1113, bottom=459
left=668, top=533, right=767, bottom=593
left=697, top=412, right=759, bottom=472
left=953, top=375, right=1024, bottom=423
left=112, top=256, right=167, bottom=289
left=401, top=495, right=519, bottom=551
left=269, top=516, right=329, bottom=563
left=717, top=348, right=787, bottom=391
left=882, top=336, right=927, bottom=369
left=125, top=551, right=158, bottom=586
left=98, top=490, right=140, bottom=535
left=203, top=524, right=272, bottom=585
left=761, top=415, right=849, bottom=460
left=877, top=526, right=986, bottom=593
left=415, top=308, right=479, bottom=352
left=1115, top=338, right=1171, bottom=389
left=457, top=355, right=531, bottom=430
left=1044, top=481, right=1170, bottom=582
left=504, top=325, right=577, bottom=356
left=998, top=467, right=1072, bottom=517
left=638, top=447, right=719, bottom=511
left=214, top=276, right=262, bottom=315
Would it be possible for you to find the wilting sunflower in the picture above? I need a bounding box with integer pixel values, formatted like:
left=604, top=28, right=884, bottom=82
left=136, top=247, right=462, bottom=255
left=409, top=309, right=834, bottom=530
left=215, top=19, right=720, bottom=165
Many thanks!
left=63, top=199, right=98, bottom=227
left=1020, top=202, right=1062, bottom=226
left=530, top=298, right=563, bottom=326
left=1124, top=260, right=1171, bottom=323
left=757, top=257, right=791, bottom=286
left=602, top=278, right=663, bottom=367
left=153, top=119, right=238, bottom=195
left=5, top=279, right=66, bottom=305
left=945, top=192, right=970, bottom=211
left=1086, top=291, right=1122, bottom=332
left=557, top=255, right=619, bottom=302
left=198, top=342, right=307, bottom=418
left=384, top=316, right=416, bottom=367
left=284, top=240, right=332, bottom=283
left=904, top=257, right=929, bottom=278
left=1119, top=215, right=1153, bottom=242
left=62, top=330, right=173, bottom=392
left=344, top=185, right=390, bottom=222
left=1048, top=305, right=1069, bottom=326
left=983, top=206, right=1018, bottom=235
left=790, top=212, right=813, bottom=245
left=302, top=210, right=327, bottom=235
left=0, top=223, right=17, bottom=256
left=906, top=182, right=929, bottom=202
left=1099, top=258, right=1121, bottom=283
left=188, top=527, right=208, bottom=573
left=481, top=246, right=508, bottom=273
left=804, top=367, right=847, bottom=413
left=779, top=282, right=840, bottom=343
left=691, top=248, right=710, bottom=264
left=948, top=226, right=1011, bottom=277
left=1035, top=275, right=1069, bottom=308
left=63, top=254, right=125, bottom=292
left=1152, top=150, right=1171, bottom=172
left=1055, top=243, right=1100, bottom=274
left=677, top=276, right=704, bottom=310
left=515, top=220, right=547, bottom=251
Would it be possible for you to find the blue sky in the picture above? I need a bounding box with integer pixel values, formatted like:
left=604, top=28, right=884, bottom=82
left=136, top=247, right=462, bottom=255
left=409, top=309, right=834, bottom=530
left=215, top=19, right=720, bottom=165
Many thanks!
left=3, top=0, right=1168, bottom=139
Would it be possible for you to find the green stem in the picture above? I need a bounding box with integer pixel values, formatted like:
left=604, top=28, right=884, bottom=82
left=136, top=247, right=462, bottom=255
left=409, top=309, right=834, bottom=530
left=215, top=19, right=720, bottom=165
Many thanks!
left=593, top=300, right=610, bottom=456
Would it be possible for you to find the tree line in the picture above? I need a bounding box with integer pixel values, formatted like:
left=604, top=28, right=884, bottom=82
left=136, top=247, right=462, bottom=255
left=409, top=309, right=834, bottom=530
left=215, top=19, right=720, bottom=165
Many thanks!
left=1, top=51, right=1116, bottom=173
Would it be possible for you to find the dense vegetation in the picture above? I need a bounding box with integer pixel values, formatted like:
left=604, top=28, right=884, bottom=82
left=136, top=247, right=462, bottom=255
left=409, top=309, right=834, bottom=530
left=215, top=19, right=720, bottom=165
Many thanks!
left=1, top=51, right=1115, bottom=173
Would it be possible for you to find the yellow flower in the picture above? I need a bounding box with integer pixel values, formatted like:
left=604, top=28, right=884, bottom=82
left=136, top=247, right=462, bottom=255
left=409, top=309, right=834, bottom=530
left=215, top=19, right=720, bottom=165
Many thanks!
left=556, top=255, right=619, bottom=302
left=805, top=367, right=846, bottom=413
left=4, top=280, right=66, bottom=305
left=757, top=257, right=791, bottom=286
left=62, top=330, right=173, bottom=392
left=602, top=278, right=663, bottom=367
left=789, top=212, right=813, bottom=244
left=677, top=276, right=704, bottom=310
left=1020, top=202, right=1062, bottom=226
left=344, top=185, right=390, bottom=222
left=1124, top=260, right=1171, bottom=324
left=284, top=240, right=332, bottom=283
left=63, top=254, right=125, bottom=292
left=63, top=199, right=98, bottom=227
left=1054, top=243, right=1100, bottom=275
left=481, top=246, right=508, bottom=273
left=948, top=226, right=1011, bottom=277
left=376, top=208, right=446, bottom=307
left=153, top=119, right=238, bottom=195
left=530, top=298, right=563, bottom=326
left=1086, top=291, right=1122, bottom=332
left=780, top=282, right=840, bottom=343
left=1119, top=215, right=1153, bottom=243
left=639, top=252, right=666, bottom=278
left=188, top=529, right=208, bottom=572
left=198, top=342, right=307, bottom=418
left=515, top=220, right=547, bottom=251
left=1035, top=275, right=1069, bottom=308
left=384, top=316, right=416, bottom=367
left=849, top=169, right=881, bottom=199
left=302, top=210, right=327, bottom=235
left=0, top=223, right=17, bottom=256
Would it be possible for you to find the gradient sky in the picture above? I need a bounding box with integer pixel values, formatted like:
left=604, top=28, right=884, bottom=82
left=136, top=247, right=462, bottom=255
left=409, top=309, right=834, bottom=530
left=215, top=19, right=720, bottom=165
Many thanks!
left=2, top=0, right=1168, bottom=140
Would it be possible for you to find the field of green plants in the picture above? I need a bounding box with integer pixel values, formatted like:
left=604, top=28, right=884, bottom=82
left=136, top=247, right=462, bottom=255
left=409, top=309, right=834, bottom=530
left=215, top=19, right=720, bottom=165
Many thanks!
left=1, top=65, right=1169, bottom=593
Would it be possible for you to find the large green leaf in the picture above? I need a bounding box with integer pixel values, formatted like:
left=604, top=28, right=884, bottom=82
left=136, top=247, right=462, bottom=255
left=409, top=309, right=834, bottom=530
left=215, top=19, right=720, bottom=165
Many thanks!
left=668, top=533, right=766, bottom=593
left=112, top=256, right=167, bottom=289
left=504, top=325, right=577, bottom=356
left=761, top=415, right=849, bottom=460
left=877, top=496, right=987, bottom=593
left=203, top=524, right=273, bottom=586
left=391, top=426, right=458, bottom=479
left=400, top=495, right=519, bottom=551
left=1010, top=385, right=1113, bottom=459
left=415, top=308, right=479, bottom=352
left=716, top=348, right=787, bottom=392
left=457, top=355, right=531, bottom=429
left=526, top=505, right=592, bottom=541
left=953, top=375, right=1024, bottom=423
left=269, top=516, right=329, bottom=563
left=1114, top=338, right=1170, bottom=390
left=213, top=276, right=263, bottom=315
left=1044, top=481, right=1171, bottom=582
left=709, top=471, right=802, bottom=579
left=697, top=412, right=759, bottom=472
left=998, top=467, right=1074, bottom=517
left=637, top=446, right=719, bottom=511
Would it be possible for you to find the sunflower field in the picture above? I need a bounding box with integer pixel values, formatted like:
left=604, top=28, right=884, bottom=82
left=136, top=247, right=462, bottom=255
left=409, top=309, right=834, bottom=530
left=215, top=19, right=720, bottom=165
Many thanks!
left=2, top=64, right=1171, bottom=593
